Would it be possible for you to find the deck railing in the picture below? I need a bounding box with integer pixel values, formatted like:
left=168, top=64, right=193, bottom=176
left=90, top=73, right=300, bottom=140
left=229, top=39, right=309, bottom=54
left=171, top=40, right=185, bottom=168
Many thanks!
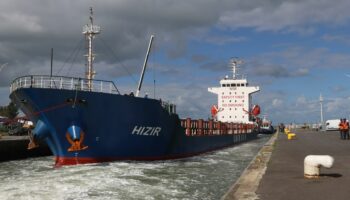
left=10, top=75, right=120, bottom=94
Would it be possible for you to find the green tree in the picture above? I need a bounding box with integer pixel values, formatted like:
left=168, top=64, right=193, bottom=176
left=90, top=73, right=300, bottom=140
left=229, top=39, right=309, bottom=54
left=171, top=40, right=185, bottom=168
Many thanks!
left=0, top=102, right=18, bottom=119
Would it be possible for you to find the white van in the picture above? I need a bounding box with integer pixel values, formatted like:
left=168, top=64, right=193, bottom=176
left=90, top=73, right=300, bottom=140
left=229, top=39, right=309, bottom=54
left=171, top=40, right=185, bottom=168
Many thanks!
left=325, top=119, right=341, bottom=131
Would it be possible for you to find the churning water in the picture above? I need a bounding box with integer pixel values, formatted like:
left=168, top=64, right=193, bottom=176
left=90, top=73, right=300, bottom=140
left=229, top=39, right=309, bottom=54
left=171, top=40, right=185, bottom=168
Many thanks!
left=0, top=135, right=270, bottom=200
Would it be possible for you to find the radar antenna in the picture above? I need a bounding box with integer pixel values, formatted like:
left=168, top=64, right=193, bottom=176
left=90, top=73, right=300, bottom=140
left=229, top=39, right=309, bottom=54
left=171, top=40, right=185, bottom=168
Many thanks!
left=230, top=58, right=243, bottom=79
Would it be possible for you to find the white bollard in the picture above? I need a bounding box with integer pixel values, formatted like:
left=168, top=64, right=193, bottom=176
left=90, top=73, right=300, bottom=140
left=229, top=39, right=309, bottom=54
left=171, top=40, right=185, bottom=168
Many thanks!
left=304, top=155, right=334, bottom=178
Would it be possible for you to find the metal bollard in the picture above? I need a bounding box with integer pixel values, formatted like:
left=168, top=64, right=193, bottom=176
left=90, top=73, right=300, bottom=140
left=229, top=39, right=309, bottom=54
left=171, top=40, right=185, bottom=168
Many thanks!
left=304, top=155, right=334, bottom=178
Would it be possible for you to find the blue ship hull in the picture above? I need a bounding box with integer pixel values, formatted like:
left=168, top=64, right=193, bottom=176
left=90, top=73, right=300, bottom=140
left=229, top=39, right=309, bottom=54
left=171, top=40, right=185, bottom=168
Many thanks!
left=10, top=85, right=257, bottom=166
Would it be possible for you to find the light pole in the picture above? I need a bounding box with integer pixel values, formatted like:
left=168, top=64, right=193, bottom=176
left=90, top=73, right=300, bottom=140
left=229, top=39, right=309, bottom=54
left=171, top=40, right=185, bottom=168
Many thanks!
left=320, top=94, right=324, bottom=131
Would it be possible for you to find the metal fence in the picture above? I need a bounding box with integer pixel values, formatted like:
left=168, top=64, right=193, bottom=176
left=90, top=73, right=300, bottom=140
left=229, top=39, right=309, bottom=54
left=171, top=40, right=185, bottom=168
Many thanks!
left=10, top=75, right=120, bottom=94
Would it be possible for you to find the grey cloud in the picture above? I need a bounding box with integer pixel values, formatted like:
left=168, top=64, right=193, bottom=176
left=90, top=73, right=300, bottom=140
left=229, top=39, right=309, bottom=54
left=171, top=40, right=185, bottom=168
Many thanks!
left=199, top=61, right=227, bottom=71
left=1, top=0, right=350, bottom=87
left=0, top=0, right=231, bottom=87
left=251, top=63, right=309, bottom=78
left=219, top=0, right=350, bottom=33
left=191, top=54, right=210, bottom=63
left=322, top=34, right=350, bottom=44
left=199, top=35, right=247, bottom=45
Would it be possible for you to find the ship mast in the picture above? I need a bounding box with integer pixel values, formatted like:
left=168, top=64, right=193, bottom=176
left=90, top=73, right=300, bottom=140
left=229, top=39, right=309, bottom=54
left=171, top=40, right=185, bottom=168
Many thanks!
left=83, top=7, right=100, bottom=90
left=230, top=58, right=243, bottom=80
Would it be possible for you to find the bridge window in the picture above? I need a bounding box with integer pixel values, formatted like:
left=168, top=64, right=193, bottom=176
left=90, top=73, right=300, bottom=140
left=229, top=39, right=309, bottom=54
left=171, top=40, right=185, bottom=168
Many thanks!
left=241, top=83, right=244, bottom=86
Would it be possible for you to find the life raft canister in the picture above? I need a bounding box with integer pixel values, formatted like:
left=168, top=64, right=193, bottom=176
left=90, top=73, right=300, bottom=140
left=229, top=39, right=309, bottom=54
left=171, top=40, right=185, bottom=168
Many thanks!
left=211, top=105, right=218, bottom=117
left=251, top=105, right=261, bottom=116
left=66, top=124, right=88, bottom=152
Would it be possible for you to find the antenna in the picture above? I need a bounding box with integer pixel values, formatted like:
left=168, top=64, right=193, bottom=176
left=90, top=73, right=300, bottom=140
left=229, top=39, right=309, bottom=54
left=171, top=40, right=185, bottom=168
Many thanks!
left=82, top=7, right=101, bottom=90
left=50, top=48, right=53, bottom=77
left=136, top=35, right=155, bottom=97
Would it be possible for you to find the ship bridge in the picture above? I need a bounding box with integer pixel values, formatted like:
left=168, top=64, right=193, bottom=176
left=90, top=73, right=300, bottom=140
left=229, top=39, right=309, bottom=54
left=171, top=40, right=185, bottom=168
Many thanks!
left=208, top=59, right=260, bottom=123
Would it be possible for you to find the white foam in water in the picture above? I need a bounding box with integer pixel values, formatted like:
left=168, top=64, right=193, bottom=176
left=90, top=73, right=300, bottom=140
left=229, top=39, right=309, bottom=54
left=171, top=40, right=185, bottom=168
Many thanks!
left=0, top=135, right=270, bottom=200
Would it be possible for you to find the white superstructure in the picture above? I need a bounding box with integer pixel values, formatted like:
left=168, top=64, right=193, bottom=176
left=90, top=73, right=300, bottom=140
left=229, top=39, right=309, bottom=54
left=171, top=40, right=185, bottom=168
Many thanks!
left=208, top=59, right=260, bottom=123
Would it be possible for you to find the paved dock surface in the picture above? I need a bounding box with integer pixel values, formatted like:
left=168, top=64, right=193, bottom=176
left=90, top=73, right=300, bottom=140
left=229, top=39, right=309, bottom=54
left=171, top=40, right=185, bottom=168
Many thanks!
left=256, top=130, right=350, bottom=200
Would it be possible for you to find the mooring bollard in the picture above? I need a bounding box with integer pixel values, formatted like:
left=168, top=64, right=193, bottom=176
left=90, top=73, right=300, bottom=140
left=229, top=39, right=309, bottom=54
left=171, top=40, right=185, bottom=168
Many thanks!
left=284, top=128, right=290, bottom=134
left=287, top=133, right=296, bottom=140
left=304, top=155, right=334, bottom=178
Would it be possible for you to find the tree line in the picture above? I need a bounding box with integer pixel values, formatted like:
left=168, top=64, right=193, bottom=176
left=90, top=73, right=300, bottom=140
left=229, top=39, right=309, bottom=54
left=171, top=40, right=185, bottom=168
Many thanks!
left=0, top=102, right=19, bottom=119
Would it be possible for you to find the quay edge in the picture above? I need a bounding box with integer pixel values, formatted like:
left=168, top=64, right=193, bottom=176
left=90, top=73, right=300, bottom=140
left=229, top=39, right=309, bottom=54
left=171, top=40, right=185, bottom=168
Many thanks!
left=222, top=133, right=278, bottom=200
left=0, top=136, right=51, bottom=162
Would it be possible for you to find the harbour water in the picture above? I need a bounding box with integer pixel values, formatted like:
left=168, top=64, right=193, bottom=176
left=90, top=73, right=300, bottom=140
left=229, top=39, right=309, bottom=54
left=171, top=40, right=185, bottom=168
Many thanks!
left=0, top=135, right=270, bottom=200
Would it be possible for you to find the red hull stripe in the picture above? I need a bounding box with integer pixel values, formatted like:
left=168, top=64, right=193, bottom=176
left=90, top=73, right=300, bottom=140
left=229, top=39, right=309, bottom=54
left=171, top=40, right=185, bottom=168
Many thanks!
left=54, top=142, right=245, bottom=166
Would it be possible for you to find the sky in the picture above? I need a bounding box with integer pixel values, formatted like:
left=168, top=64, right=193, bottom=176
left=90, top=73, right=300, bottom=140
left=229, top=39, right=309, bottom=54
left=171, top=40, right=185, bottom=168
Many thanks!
left=1, top=0, right=350, bottom=124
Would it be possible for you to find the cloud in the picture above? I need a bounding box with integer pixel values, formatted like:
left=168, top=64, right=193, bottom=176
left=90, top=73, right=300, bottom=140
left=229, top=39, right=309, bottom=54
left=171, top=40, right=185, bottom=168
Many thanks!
left=219, top=0, right=350, bottom=33
left=244, top=45, right=350, bottom=80
left=191, top=54, right=210, bottom=63
left=272, top=98, right=283, bottom=107
left=199, top=35, right=247, bottom=45
left=250, top=62, right=309, bottom=78
left=0, top=0, right=349, bottom=88
left=0, top=12, right=43, bottom=34
left=0, top=0, right=230, bottom=87
left=322, top=34, right=350, bottom=45
left=199, top=61, right=227, bottom=72
left=1, top=0, right=350, bottom=125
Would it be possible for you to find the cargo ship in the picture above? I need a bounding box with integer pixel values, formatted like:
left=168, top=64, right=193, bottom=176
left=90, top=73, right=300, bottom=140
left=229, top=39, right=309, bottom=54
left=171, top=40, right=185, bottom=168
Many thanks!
left=9, top=8, right=261, bottom=166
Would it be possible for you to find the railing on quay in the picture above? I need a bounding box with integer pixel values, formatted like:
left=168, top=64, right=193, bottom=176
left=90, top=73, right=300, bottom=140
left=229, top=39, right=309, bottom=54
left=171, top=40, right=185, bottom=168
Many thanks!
left=180, top=118, right=255, bottom=136
left=10, top=75, right=120, bottom=95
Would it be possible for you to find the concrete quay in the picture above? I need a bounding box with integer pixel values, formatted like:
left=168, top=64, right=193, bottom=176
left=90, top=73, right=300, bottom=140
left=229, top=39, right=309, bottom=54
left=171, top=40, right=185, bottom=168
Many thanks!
left=223, top=130, right=350, bottom=200
left=0, top=136, right=51, bottom=162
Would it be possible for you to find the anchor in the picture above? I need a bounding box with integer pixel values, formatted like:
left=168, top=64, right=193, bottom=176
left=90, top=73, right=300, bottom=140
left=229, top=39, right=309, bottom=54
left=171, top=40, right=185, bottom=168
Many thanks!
left=66, top=124, right=88, bottom=152
left=27, top=129, right=39, bottom=150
